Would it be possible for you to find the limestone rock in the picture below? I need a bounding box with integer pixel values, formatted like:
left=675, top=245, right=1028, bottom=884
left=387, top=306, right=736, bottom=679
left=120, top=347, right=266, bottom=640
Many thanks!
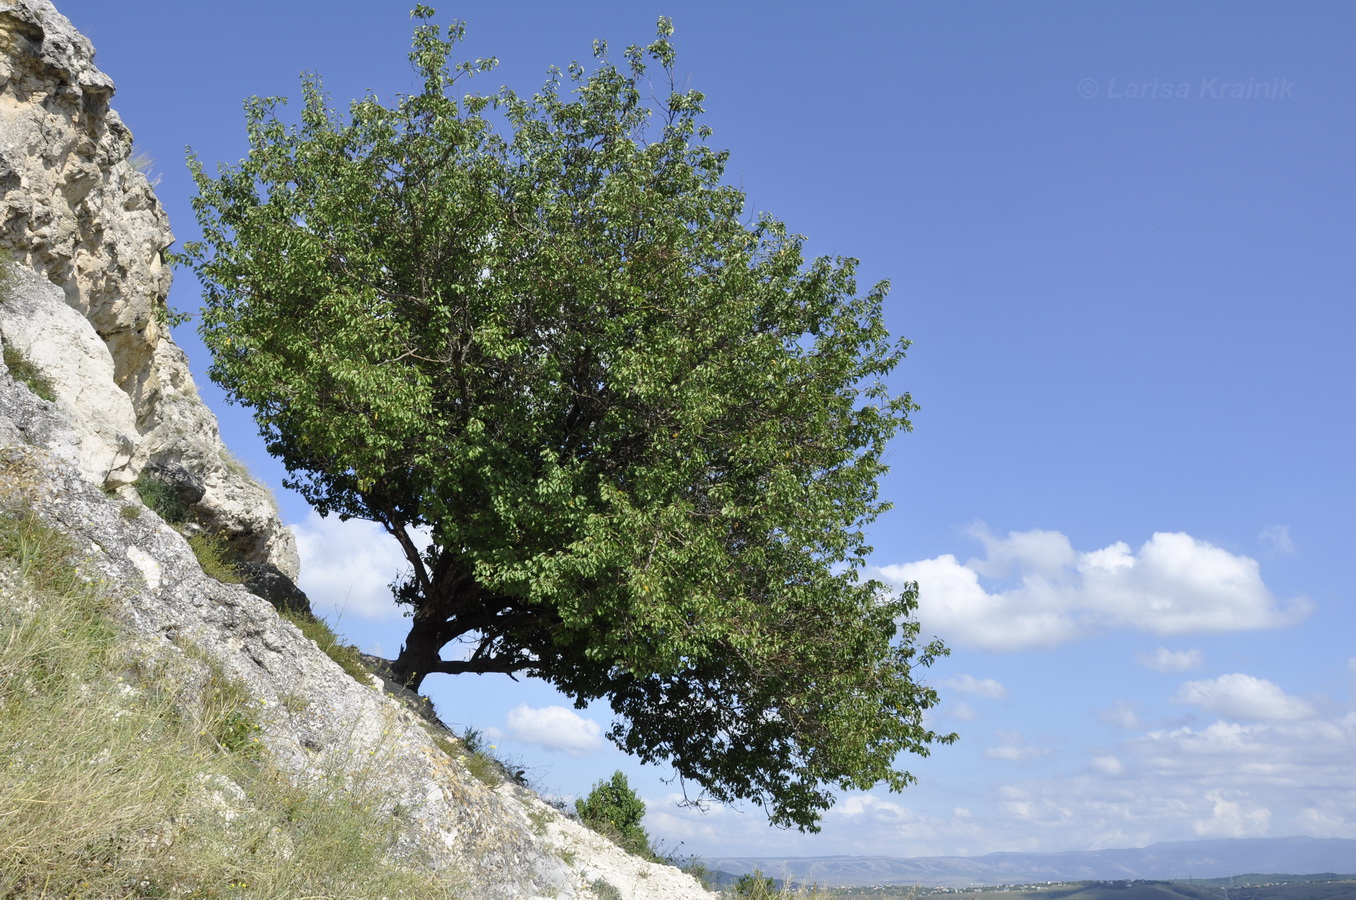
left=0, top=263, right=136, bottom=484
left=0, top=0, right=298, bottom=580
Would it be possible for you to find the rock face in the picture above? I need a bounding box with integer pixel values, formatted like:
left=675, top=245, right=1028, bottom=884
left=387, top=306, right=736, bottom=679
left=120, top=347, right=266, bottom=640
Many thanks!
left=0, top=3, right=715, bottom=897
left=0, top=0, right=298, bottom=579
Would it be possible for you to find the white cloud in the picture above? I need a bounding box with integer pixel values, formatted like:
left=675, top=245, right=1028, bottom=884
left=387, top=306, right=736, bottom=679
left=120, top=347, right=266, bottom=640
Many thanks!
left=942, top=674, right=1009, bottom=700
left=1193, top=790, right=1271, bottom=837
left=1097, top=701, right=1143, bottom=730
left=1090, top=755, right=1125, bottom=776
left=878, top=527, right=1308, bottom=651
left=1138, top=647, right=1203, bottom=672
left=1174, top=673, right=1316, bottom=722
left=291, top=511, right=423, bottom=621
left=838, top=794, right=915, bottom=822
left=503, top=704, right=605, bottom=756
left=950, top=701, right=978, bottom=721
left=1259, top=525, right=1295, bottom=554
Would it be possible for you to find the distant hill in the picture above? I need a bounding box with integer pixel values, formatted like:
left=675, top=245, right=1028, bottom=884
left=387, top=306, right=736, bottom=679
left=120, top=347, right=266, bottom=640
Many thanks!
left=706, top=836, right=1356, bottom=888
left=989, top=876, right=1356, bottom=900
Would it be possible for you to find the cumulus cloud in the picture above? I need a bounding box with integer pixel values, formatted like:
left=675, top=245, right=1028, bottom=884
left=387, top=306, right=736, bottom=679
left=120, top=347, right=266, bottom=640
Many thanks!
left=291, top=511, right=423, bottom=620
left=503, top=704, right=605, bottom=756
left=647, top=696, right=1356, bottom=859
left=1193, top=790, right=1271, bottom=837
left=1174, top=673, right=1316, bottom=722
left=1138, top=647, right=1204, bottom=672
left=838, top=794, right=916, bottom=822
left=942, top=674, right=1009, bottom=699
left=877, top=526, right=1308, bottom=651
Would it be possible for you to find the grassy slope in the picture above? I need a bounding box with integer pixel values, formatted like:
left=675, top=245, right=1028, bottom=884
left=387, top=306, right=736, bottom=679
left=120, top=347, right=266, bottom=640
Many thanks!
left=0, top=491, right=464, bottom=899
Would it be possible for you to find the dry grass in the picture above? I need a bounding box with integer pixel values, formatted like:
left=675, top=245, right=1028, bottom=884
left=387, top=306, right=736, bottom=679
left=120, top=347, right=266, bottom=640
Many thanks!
left=0, top=501, right=463, bottom=898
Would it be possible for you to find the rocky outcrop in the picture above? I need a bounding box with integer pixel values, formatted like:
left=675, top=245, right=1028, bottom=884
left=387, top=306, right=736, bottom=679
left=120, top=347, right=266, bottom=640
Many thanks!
left=0, top=0, right=298, bottom=579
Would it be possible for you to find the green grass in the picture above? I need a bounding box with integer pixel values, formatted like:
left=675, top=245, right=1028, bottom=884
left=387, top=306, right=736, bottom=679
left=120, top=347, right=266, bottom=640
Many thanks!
left=2, top=344, right=55, bottom=403
left=280, top=608, right=371, bottom=683
left=0, top=501, right=463, bottom=898
left=134, top=473, right=190, bottom=525
left=188, top=531, right=245, bottom=584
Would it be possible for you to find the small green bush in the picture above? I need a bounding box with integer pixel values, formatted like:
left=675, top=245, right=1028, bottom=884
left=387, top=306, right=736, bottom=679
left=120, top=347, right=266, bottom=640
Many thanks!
left=591, top=877, right=622, bottom=899
left=576, top=771, right=653, bottom=859
left=189, top=531, right=245, bottom=584
left=135, top=473, right=190, bottom=524
left=462, top=749, right=503, bottom=787
left=2, top=343, right=56, bottom=402
left=734, top=870, right=778, bottom=899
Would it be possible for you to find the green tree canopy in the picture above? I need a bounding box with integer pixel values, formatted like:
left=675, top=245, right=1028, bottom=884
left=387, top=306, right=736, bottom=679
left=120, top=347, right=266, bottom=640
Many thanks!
left=186, top=8, right=954, bottom=831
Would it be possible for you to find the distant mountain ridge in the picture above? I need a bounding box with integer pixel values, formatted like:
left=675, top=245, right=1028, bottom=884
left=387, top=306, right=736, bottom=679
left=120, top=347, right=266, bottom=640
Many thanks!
left=707, top=836, right=1356, bottom=888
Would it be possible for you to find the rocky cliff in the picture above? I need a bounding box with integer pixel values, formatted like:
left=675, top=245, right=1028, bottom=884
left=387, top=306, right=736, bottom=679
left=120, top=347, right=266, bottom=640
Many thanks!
left=0, top=2, right=713, bottom=897
left=0, top=0, right=297, bottom=585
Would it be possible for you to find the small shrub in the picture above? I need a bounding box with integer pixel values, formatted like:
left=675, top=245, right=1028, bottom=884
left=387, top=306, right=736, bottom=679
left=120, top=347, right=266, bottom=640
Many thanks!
left=529, top=806, right=553, bottom=835
left=189, top=531, right=244, bottom=584
left=576, top=770, right=653, bottom=859
left=135, top=473, right=190, bottom=524
left=460, top=747, right=503, bottom=787
left=590, top=876, right=621, bottom=899
left=3, top=343, right=56, bottom=402
left=734, top=870, right=778, bottom=899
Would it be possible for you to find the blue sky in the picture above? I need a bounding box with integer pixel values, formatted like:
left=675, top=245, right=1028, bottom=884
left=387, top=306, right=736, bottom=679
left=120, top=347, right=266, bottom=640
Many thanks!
left=57, top=1, right=1355, bottom=861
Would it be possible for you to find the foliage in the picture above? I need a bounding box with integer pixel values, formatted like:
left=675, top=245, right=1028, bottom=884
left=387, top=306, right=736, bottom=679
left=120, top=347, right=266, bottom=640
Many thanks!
left=734, top=870, right=780, bottom=899
left=186, top=7, right=954, bottom=830
left=591, top=878, right=623, bottom=900
left=576, top=770, right=653, bottom=858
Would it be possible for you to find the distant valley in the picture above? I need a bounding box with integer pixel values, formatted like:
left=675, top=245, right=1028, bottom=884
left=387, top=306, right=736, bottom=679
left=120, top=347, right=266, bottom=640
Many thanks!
left=829, top=874, right=1356, bottom=900
left=706, top=836, right=1356, bottom=888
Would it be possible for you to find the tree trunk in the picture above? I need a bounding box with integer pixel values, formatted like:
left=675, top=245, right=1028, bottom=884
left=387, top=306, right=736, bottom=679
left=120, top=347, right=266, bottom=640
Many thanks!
left=389, top=612, right=444, bottom=692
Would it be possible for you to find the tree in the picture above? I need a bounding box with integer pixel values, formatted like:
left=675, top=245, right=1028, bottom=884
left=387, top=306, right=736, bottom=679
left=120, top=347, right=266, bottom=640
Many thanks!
left=575, top=771, right=652, bottom=857
left=185, top=8, right=955, bottom=831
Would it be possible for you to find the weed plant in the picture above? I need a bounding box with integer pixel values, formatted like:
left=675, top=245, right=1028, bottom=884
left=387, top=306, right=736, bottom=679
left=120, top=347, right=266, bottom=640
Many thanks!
left=187, top=531, right=244, bottom=584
